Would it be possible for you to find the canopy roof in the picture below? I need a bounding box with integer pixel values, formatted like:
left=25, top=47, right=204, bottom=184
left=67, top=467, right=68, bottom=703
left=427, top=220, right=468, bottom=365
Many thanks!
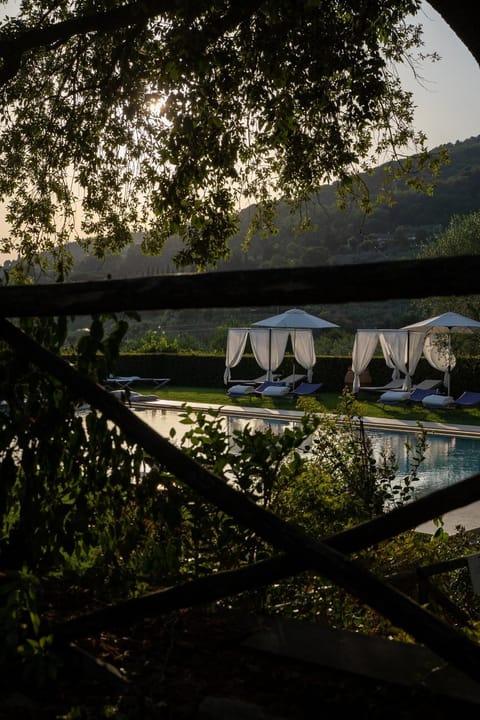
left=403, top=311, right=480, bottom=333
left=253, top=308, right=339, bottom=330
left=402, top=311, right=480, bottom=395
left=352, top=312, right=480, bottom=396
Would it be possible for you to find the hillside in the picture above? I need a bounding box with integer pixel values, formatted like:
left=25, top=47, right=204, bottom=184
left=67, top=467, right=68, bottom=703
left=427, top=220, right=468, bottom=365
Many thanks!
left=61, top=134, right=480, bottom=283
left=11, top=135, right=480, bottom=339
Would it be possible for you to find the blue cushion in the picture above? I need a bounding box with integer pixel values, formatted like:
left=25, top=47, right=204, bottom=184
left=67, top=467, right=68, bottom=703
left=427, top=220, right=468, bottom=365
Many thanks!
left=422, top=394, right=455, bottom=409
left=228, top=385, right=254, bottom=396
left=261, top=384, right=290, bottom=397
left=379, top=390, right=410, bottom=404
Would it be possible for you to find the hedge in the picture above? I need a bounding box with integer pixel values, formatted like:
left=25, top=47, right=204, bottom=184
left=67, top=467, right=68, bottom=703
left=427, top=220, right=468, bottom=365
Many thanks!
left=107, top=353, right=480, bottom=396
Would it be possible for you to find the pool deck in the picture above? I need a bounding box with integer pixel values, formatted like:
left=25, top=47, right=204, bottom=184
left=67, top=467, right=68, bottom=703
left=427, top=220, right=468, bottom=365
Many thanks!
left=134, top=396, right=480, bottom=438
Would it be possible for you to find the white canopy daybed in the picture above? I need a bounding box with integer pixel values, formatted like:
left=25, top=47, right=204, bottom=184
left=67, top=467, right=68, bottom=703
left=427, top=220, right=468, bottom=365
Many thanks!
left=351, top=329, right=426, bottom=394
left=224, top=326, right=316, bottom=385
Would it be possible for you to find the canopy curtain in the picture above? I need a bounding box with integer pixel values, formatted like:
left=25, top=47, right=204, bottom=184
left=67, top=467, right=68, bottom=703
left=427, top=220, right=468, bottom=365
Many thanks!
left=351, top=330, right=379, bottom=393
left=423, top=332, right=455, bottom=389
left=249, top=328, right=290, bottom=381
left=406, top=331, right=426, bottom=387
left=223, top=328, right=250, bottom=384
left=379, top=331, right=405, bottom=382
left=291, top=329, right=316, bottom=382
left=378, top=331, right=425, bottom=390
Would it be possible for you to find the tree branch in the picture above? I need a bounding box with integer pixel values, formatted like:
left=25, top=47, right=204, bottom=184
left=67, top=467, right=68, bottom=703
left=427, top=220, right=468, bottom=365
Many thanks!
left=0, top=0, right=264, bottom=87
left=426, top=0, right=480, bottom=67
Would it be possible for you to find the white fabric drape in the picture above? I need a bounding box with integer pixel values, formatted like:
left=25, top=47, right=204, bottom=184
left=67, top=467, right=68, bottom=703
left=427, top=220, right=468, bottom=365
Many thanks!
left=406, top=331, right=426, bottom=388
left=291, top=329, right=316, bottom=382
left=378, top=331, right=425, bottom=390
left=249, top=328, right=290, bottom=381
left=351, top=330, right=379, bottom=393
left=224, top=326, right=315, bottom=384
left=379, top=331, right=406, bottom=382
left=352, top=329, right=428, bottom=393
left=423, top=332, right=455, bottom=390
left=223, top=328, right=250, bottom=384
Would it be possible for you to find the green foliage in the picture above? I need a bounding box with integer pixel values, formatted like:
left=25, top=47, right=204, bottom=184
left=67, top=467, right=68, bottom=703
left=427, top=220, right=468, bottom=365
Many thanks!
left=171, top=406, right=322, bottom=574
left=1, top=354, right=477, bottom=686
left=0, top=315, right=185, bottom=676
left=122, top=328, right=181, bottom=354
left=0, top=566, right=61, bottom=688
left=168, top=392, right=479, bottom=636
left=0, top=0, right=437, bottom=269
left=416, top=209, right=480, bottom=324
left=272, top=390, right=426, bottom=535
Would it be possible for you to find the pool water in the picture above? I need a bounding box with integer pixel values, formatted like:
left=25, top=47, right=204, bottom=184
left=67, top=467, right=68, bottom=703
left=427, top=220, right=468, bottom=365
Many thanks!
left=367, top=429, right=480, bottom=495
left=136, top=405, right=480, bottom=492
left=133, top=404, right=480, bottom=532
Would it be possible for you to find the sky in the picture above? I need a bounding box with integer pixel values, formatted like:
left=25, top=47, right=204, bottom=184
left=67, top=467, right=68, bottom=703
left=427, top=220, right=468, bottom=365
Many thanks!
left=400, top=2, right=480, bottom=150
left=0, top=1, right=479, bottom=262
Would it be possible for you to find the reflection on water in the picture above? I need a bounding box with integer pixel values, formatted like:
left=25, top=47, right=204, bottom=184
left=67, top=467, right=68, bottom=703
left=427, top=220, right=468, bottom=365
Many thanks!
left=136, top=406, right=299, bottom=440
left=135, top=406, right=480, bottom=497
left=367, top=429, right=480, bottom=496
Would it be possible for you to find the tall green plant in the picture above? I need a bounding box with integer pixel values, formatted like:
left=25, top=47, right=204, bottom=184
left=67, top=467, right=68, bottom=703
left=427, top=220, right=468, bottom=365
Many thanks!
left=171, top=406, right=321, bottom=575
left=167, top=392, right=452, bottom=633
left=0, top=314, right=184, bottom=680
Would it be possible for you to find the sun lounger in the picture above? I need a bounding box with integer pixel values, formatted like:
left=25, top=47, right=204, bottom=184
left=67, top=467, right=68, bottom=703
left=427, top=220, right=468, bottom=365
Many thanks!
left=227, top=373, right=280, bottom=386
left=413, top=379, right=443, bottom=392
left=278, top=373, right=307, bottom=389
left=422, top=394, right=455, bottom=409
left=454, top=391, right=480, bottom=407
left=291, top=382, right=323, bottom=397
left=408, top=388, right=437, bottom=403
left=378, top=387, right=439, bottom=405
left=255, top=381, right=290, bottom=397
left=362, top=378, right=443, bottom=396
left=107, top=375, right=170, bottom=389
left=360, top=379, right=406, bottom=394
left=227, top=384, right=257, bottom=398
left=377, top=390, right=412, bottom=404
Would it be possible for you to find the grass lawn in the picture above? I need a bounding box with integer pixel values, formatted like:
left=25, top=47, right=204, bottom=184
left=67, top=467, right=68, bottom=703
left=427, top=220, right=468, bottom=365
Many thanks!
left=136, top=385, right=480, bottom=427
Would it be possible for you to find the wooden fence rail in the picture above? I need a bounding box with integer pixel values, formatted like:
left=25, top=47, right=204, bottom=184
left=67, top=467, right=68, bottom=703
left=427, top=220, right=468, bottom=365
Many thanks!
left=0, top=255, right=480, bottom=316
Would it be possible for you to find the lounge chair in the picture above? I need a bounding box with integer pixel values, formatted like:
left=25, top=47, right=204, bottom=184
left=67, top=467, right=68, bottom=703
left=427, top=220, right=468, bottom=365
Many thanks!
left=227, top=384, right=256, bottom=398
left=413, top=379, right=443, bottom=392
left=408, top=388, right=437, bottom=403
left=454, top=391, right=480, bottom=407
left=227, top=373, right=280, bottom=386
left=377, top=389, right=412, bottom=405
left=278, top=373, right=307, bottom=389
left=377, top=387, right=437, bottom=405
left=422, top=394, right=455, bottom=409
left=107, top=375, right=170, bottom=389
left=291, top=382, right=323, bottom=397
left=359, top=378, right=406, bottom=394
left=255, top=381, right=290, bottom=397
left=363, top=377, right=443, bottom=395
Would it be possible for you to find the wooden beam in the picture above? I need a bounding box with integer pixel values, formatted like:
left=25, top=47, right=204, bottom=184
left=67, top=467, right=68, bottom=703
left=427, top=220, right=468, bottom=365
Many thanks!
left=0, top=256, right=480, bottom=316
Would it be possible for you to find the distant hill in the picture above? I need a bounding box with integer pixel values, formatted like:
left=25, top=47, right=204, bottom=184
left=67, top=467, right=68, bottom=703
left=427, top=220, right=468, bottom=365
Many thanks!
left=219, top=135, right=480, bottom=271
left=60, top=134, right=480, bottom=283
left=12, top=135, right=480, bottom=338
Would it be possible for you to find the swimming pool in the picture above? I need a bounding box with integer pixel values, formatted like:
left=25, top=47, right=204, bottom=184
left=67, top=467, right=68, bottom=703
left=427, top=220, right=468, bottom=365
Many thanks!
left=131, top=403, right=480, bottom=532
left=136, top=404, right=480, bottom=493
left=367, top=428, right=480, bottom=495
